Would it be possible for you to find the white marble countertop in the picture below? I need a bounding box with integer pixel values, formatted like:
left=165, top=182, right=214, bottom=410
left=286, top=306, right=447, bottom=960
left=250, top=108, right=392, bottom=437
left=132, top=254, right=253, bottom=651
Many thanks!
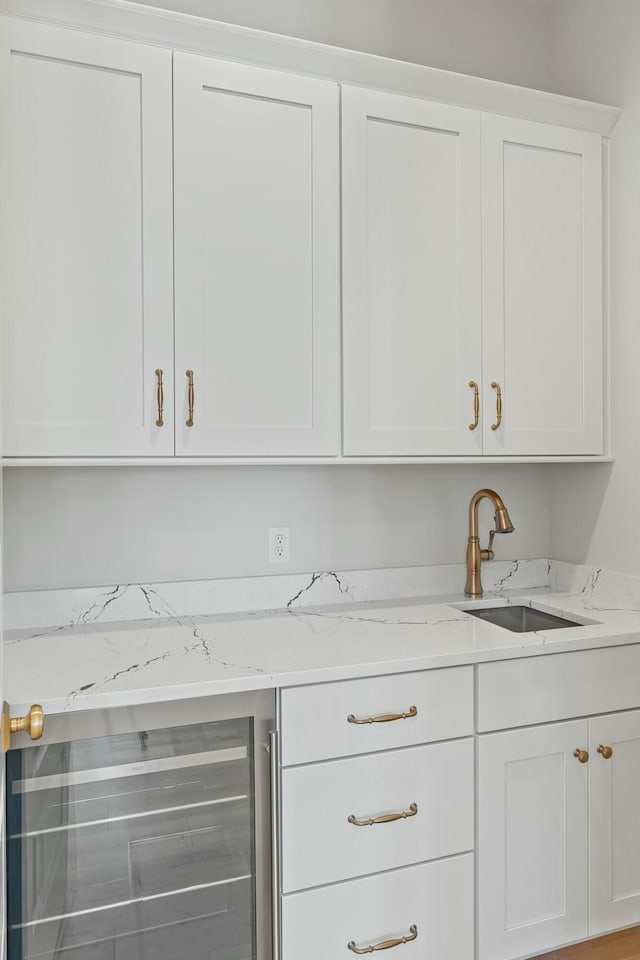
left=5, top=582, right=640, bottom=716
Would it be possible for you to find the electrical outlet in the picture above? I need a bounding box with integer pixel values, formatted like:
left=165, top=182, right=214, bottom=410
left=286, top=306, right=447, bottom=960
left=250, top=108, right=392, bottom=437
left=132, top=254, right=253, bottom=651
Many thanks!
left=269, top=527, right=290, bottom=564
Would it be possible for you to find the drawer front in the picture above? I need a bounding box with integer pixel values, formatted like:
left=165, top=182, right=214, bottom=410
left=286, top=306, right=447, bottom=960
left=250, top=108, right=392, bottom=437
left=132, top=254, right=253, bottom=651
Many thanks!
left=477, top=644, right=640, bottom=732
left=280, top=666, right=473, bottom=765
left=281, top=739, right=473, bottom=892
left=282, top=853, right=474, bottom=960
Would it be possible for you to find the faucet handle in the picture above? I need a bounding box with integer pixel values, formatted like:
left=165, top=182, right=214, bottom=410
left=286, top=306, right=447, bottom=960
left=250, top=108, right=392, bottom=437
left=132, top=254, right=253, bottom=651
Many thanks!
left=481, top=529, right=496, bottom=561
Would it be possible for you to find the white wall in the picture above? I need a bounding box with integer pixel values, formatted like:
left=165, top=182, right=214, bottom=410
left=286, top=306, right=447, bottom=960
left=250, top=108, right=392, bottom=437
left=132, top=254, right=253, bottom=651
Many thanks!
left=547, top=0, right=640, bottom=575
left=2, top=0, right=556, bottom=594
left=125, top=0, right=552, bottom=89
left=3, top=466, right=548, bottom=591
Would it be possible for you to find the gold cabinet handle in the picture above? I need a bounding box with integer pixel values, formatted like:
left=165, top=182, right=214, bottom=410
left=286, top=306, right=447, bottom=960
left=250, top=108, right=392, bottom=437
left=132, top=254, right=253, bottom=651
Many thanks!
left=348, top=803, right=417, bottom=827
left=491, top=381, right=502, bottom=430
left=347, top=706, right=417, bottom=725
left=348, top=925, right=418, bottom=954
left=597, top=744, right=613, bottom=759
left=155, top=368, right=164, bottom=427
left=574, top=748, right=589, bottom=764
left=2, top=703, right=44, bottom=754
left=468, top=381, right=480, bottom=430
left=186, top=369, right=194, bottom=427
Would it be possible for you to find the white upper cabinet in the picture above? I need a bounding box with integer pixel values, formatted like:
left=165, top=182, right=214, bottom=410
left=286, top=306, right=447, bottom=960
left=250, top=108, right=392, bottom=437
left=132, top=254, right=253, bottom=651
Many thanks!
left=0, top=21, right=174, bottom=457
left=482, top=115, right=603, bottom=455
left=343, top=93, right=604, bottom=459
left=342, top=87, right=483, bottom=456
left=173, top=55, right=340, bottom=456
left=0, top=11, right=609, bottom=462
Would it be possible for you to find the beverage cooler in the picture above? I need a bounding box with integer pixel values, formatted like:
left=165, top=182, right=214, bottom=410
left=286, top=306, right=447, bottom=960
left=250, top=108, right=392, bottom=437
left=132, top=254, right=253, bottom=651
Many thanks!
left=5, top=691, right=275, bottom=960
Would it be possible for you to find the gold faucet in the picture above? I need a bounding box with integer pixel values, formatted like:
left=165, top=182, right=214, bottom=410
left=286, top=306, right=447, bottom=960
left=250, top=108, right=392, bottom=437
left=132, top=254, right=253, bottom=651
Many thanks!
left=465, top=489, right=515, bottom=598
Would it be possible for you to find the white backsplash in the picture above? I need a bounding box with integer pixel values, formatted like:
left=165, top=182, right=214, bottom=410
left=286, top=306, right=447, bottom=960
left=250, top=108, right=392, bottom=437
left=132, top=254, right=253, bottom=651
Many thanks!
left=549, top=561, right=640, bottom=612
left=5, top=558, right=550, bottom=632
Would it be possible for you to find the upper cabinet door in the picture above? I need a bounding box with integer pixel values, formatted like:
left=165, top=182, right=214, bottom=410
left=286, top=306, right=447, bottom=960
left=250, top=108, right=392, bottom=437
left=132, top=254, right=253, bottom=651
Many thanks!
left=482, top=115, right=603, bottom=456
left=173, top=55, right=339, bottom=456
left=0, top=21, right=174, bottom=457
left=342, top=87, right=482, bottom=456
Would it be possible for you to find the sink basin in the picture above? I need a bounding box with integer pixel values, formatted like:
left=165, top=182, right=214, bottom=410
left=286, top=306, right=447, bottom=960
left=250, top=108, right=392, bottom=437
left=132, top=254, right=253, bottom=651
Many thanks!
left=465, top=605, right=582, bottom=633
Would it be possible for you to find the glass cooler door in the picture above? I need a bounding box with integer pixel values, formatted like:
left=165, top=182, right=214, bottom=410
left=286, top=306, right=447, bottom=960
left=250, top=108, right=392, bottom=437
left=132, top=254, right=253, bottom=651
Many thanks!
left=5, top=693, right=273, bottom=960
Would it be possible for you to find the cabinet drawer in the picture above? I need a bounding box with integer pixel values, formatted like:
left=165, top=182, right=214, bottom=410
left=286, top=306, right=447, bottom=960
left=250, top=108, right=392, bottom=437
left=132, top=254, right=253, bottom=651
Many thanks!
left=478, top=644, right=640, bottom=732
left=280, top=666, right=473, bottom=765
left=281, top=738, right=473, bottom=892
left=282, top=853, right=474, bottom=960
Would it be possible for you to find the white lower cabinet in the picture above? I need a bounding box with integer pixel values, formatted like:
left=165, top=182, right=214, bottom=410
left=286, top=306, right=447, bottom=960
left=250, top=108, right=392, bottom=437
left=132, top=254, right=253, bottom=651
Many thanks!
left=281, top=738, right=473, bottom=891
left=478, top=720, right=590, bottom=960
left=278, top=671, right=475, bottom=960
left=279, top=666, right=474, bottom=765
left=281, top=854, right=474, bottom=960
left=478, top=708, right=640, bottom=960
left=279, top=662, right=640, bottom=960
left=589, top=709, right=640, bottom=935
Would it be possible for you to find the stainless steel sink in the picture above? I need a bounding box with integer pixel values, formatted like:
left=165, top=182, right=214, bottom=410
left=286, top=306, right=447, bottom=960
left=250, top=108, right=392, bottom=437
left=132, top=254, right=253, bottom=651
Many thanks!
left=465, top=605, right=582, bottom=633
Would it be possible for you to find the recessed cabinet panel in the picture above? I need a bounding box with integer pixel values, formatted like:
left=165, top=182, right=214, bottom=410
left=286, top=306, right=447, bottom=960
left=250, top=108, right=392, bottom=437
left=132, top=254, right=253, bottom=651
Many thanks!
left=0, top=21, right=174, bottom=457
left=174, top=55, right=339, bottom=456
left=589, top=710, right=640, bottom=935
left=505, top=752, right=566, bottom=928
left=342, top=87, right=482, bottom=456
left=482, top=115, right=603, bottom=455
left=198, top=92, right=312, bottom=431
left=366, top=123, right=461, bottom=431
left=478, top=721, right=589, bottom=960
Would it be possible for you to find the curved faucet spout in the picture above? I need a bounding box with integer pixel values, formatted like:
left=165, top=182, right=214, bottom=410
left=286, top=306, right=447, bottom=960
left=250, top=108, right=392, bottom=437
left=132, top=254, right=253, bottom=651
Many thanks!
left=465, top=489, right=515, bottom=598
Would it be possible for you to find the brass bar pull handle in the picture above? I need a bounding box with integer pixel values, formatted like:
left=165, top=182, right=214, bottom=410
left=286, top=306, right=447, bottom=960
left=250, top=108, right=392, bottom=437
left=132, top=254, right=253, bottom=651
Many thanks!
left=597, top=744, right=613, bottom=759
left=348, top=803, right=417, bottom=827
left=348, top=926, right=418, bottom=955
left=2, top=703, right=44, bottom=754
left=468, top=381, right=479, bottom=430
left=155, top=369, right=164, bottom=427
left=491, top=382, right=502, bottom=431
left=186, top=370, right=194, bottom=427
left=574, top=748, right=589, bottom=764
left=347, top=706, right=417, bottom=725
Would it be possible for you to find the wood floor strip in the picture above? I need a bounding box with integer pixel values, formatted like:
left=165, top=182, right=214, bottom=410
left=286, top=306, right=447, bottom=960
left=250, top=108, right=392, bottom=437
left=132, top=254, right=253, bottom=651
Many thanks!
left=534, top=927, right=640, bottom=960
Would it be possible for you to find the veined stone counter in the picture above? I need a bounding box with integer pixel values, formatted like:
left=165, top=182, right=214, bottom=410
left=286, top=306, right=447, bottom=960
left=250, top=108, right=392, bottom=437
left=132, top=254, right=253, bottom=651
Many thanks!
left=5, top=566, right=640, bottom=716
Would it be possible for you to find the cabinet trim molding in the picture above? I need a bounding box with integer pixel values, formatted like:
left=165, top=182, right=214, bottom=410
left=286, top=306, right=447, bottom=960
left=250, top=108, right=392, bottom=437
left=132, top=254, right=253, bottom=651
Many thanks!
left=0, top=2, right=621, bottom=136
left=2, top=455, right=615, bottom=467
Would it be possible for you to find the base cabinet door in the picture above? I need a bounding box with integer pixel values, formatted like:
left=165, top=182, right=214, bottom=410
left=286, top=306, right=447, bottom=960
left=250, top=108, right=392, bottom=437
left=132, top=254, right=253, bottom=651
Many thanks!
left=1, top=20, right=174, bottom=457
left=281, top=854, right=474, bottom=960
left=589, top=709, right=640, bottom=935
left=482, top=115, right=603, bottom=455
left=173, top=55, right=340, bottom=456
left=478, top=720, right=589, bottom=960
